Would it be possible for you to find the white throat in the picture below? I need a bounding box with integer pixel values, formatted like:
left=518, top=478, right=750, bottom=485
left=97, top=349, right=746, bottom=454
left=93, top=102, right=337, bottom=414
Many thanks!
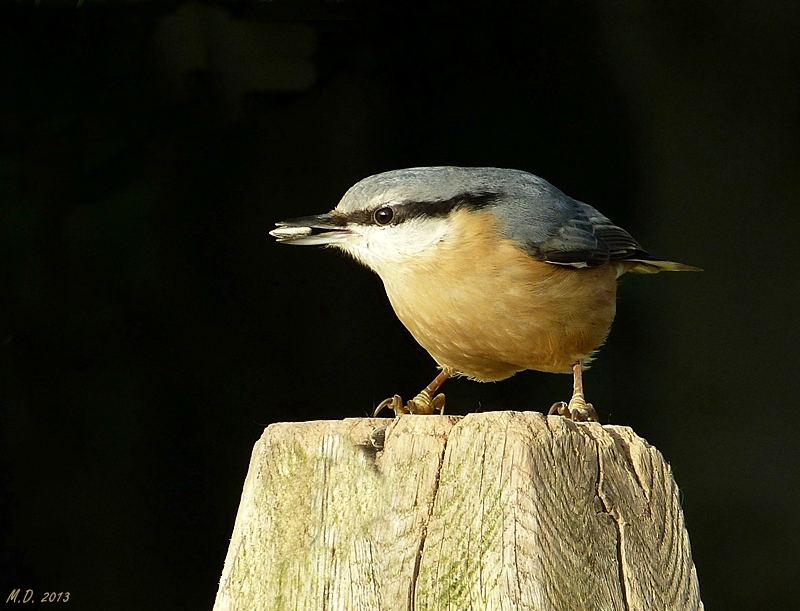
left=335, top=217, right=451, bottom=276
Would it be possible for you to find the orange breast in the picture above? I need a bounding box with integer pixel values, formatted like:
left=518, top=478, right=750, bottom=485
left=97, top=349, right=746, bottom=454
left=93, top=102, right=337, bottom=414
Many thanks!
left=379, top=210, right=621, bottom=381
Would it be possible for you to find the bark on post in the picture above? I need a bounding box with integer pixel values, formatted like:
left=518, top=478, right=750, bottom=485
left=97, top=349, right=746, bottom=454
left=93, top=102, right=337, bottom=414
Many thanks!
left=214, top=411, right=703, bottom=611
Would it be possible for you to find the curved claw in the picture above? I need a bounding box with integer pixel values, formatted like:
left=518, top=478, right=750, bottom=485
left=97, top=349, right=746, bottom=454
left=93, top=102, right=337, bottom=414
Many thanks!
left=430, top=393, right=446, bottom=415
left=373, top=395, right=407, bottom=417
left=548, top=401, right=568, bottom=417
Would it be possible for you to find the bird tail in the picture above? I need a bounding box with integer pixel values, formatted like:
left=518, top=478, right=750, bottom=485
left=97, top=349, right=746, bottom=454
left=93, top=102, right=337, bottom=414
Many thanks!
left=625, top=259, right=703, bottom=274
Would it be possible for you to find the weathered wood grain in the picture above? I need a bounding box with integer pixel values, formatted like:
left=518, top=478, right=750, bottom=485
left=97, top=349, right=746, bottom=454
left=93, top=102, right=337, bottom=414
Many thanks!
left=214, top=412, right=703, bottom=611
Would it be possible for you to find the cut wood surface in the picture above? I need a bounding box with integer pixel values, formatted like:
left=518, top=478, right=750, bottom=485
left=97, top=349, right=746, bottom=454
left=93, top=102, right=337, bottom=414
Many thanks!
left=214, top=411, right=703, bottom=611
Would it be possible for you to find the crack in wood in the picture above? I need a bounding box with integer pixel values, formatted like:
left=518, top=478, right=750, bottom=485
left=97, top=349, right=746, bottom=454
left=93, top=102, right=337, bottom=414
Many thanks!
left=607, top=428, right=649, bottom=500
left=407, top=431, right=449, bottom=611
left=594, top=438, right=630, bottom=611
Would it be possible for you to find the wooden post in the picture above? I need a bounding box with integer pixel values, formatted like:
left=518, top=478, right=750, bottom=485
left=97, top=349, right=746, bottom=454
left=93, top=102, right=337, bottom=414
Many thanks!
left=213, top=412, right=703, bottom=611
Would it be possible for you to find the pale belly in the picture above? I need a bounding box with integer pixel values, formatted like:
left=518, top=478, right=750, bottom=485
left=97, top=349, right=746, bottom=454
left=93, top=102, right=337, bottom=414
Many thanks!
left=381, top=246, right=621, bottom=382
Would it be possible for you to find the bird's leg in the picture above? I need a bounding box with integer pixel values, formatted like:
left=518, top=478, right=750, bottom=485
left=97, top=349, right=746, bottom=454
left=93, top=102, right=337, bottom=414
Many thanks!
left=374, top=369, right=451, bottom=417
left=407, top=369, right=449, bottom=415
left=548, top=362, right=598, bottom=422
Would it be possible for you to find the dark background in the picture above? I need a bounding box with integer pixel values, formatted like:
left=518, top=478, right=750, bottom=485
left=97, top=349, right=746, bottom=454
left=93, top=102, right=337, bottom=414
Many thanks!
left=1, top=1, right=798, bottom=609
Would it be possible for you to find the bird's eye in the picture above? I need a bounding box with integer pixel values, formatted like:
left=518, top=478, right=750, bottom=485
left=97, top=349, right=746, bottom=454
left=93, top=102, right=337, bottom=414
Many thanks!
left=373, top=206, right=394, bottom=225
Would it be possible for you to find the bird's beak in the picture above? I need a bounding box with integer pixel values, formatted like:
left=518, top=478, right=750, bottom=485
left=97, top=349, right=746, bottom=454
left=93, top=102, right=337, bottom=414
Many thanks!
left=270, top=213, right=352, bottom=246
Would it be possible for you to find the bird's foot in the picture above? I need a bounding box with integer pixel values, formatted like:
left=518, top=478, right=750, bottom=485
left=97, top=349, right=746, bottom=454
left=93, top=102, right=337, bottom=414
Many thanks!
left=548, top=394, right=598, bottom=422
left=373, top=391, right=446, bottom=417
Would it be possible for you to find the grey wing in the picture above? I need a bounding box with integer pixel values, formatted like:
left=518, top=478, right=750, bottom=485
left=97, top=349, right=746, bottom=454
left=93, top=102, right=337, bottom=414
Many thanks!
left=497, top=195, right=650, bottom=268
left=552, top=202, right=649, bottom=266
left=538, top=202, right=700, bottom=273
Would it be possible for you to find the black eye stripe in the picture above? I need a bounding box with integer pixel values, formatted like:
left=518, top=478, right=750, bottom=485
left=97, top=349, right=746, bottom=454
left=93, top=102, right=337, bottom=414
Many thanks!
left=344, top=191, right=499, bottom=227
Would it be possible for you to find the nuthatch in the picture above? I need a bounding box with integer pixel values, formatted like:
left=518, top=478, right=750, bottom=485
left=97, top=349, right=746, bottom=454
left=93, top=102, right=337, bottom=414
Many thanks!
left=271, top=167, right=699, bottom=420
